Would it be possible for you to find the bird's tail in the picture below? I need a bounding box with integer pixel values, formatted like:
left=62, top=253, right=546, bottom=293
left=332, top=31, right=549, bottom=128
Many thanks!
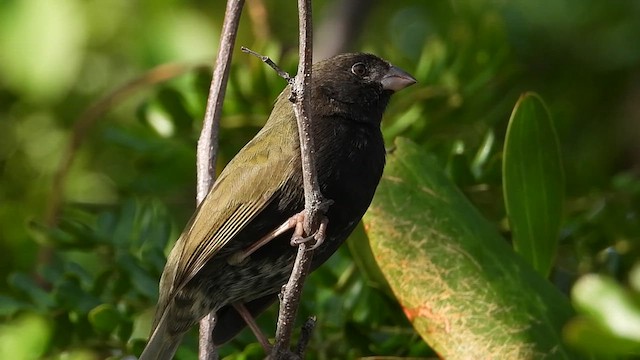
left=138, top=313, right=183, bottom=360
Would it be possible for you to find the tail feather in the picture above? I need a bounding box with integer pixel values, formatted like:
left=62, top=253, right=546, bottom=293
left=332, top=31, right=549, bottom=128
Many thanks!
left=139, top=313, right=183, bottom=360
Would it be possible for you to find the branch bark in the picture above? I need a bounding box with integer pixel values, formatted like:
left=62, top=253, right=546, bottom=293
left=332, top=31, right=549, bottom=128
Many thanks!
left=292, top=0, right=329, bottom=234
left=196, top=1, right=245, bottom=359
left=196, top=0, right=245, bottom=202
left=272, top=0, right=328, bottom=357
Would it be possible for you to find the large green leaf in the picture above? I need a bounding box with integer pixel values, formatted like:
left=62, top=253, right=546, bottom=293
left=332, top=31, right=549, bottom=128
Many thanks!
left=364, top=138, right=582, bottom=359
left=503, top=92, right=564, bottom=277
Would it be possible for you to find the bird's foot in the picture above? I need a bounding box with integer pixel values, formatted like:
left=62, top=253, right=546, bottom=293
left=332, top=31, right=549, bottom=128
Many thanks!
left=290, top=213, right=328, bottom=251
left=228, top=209, right=328, bottom=266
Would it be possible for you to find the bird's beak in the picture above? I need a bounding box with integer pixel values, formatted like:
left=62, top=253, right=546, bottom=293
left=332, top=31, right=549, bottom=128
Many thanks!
left=381, top=65, right=417, bottom=92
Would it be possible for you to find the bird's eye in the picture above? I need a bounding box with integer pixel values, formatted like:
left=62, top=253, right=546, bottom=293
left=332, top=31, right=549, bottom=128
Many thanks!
left=351, top=62, right=367, bottom=77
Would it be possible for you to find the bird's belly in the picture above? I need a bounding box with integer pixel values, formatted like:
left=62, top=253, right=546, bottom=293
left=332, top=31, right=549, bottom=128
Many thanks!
left=185, top=212, right=360, bottom=314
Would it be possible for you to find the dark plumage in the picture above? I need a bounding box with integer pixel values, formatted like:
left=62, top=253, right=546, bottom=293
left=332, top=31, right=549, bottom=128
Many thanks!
left=139, top=53, right=416, bottom=360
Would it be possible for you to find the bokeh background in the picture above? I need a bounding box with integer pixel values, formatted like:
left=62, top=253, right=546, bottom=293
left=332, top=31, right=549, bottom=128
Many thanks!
left=1, top=0, right=639, bottom=359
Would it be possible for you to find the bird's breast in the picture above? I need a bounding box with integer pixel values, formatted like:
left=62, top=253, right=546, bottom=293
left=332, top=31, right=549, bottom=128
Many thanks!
left=312, top=119, right=385, bottom=252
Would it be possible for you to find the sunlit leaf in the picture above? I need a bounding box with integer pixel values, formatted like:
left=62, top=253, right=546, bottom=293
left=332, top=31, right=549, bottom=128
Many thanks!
left=471, top=129, right=496, bottom=178
left=364, top=138, right=580, bottom=359
left=565, top=273, right=640, bottom=356
left=346, top=222, right=391, bottom=293
left=0, top=313, right=50, bottom=360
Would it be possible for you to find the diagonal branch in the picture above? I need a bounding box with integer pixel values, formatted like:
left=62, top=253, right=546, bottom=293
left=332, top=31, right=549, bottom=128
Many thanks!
left=196, top=1, right=245, bottom=359
left=196, top=0, right=245, bottom=203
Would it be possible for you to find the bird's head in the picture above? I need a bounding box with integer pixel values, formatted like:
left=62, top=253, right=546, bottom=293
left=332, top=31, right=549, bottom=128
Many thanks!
left=312, top=53, right=416, bottom=124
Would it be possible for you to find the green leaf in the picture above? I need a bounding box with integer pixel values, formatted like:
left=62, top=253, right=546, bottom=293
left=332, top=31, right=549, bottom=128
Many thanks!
left=564, top=274, right=640, bottom=355
left=88, top=304, right=121, bottom=334
left=55, top=277, right=101, bottom=313
left=445, top=140, right=475, bottom=186
left=471, top=129, right=496, bottom=179
left=564, top=318, right=639, bottom=358
left=0, top=295, right=33, bottom=316
left=346, top=222, right=391, bottom=294
left=8, top=273, right=55, bottom=310
left=364, top=138, right=581, bottom=359
left=156, top=87, right=194, bottom=135
left=0, top=314, right=51, bottom=360
left=112, top=199, right=137, bottom=247
left=117, top=253, right=158, bottom=299
left=503, top=92, right=564, bottom=277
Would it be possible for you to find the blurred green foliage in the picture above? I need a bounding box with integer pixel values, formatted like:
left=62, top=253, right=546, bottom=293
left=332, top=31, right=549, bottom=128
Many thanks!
left=1, top=0, right=639, bottom=359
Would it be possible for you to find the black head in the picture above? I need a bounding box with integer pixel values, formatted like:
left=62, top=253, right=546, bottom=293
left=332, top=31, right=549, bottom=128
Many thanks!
left=312, top=53, right=416, bottom=124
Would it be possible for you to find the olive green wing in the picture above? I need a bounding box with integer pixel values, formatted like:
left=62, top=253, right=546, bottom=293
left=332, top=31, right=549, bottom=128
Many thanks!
left=155, top=92, right=298, bottom=319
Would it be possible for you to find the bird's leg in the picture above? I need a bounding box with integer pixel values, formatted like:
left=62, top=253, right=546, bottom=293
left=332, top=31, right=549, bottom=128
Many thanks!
left=232, top=302, right=272, bottom=353
left=290, top=213, right=328, bottom=251
left=227, top=212, right=306, bottom=266
left=227, top=209, right=328, bottom=266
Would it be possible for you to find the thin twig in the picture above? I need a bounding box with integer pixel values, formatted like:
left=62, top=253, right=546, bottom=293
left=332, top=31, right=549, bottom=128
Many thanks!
left=241, top=47, right=292, bottom=82
left=196, top=0, right=245, bottom=202
left=196, top=0, right=245, bottom=359
left=271, top=243, right=314, bottom=358
left=296, top=316, right=317, bottom=357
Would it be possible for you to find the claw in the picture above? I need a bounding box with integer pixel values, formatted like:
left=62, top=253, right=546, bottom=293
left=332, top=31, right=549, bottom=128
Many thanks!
left=289, top=214, right=307, bottom=246
left=289, top=214, right=328, bottom=251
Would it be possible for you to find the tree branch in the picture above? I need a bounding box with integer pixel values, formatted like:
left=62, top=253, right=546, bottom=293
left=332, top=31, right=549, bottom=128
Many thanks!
left=196, top=0, right=245, bottom=203
left=196, top=1, right=245, bottom=359
left=241, top=0, right=327, bottom=356
left=273, top=0, right=329, bottom=357
left=291, top=0, right=331, bottom=234
left=271, top=244, right=314, bottom=358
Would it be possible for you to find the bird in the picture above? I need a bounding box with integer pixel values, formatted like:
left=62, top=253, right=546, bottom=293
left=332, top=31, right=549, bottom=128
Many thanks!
left=139, top=52, right=416, bottom=360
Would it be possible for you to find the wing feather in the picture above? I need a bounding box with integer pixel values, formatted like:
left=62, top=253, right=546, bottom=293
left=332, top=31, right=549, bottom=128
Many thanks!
left=154, top=91, right=298, bottom=320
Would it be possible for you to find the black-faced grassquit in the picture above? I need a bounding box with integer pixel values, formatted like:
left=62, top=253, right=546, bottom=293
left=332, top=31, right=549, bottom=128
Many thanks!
left=140, top=53, right=416, bottom=360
